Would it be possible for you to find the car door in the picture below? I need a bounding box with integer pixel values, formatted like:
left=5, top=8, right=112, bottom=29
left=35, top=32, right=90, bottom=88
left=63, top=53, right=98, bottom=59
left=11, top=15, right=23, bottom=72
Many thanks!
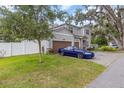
left=67, top=48, right=77, bottom=57
left=63, top=48, right=71, bottom=56
left=63, top=47, right=73, bottom=56
left=70, top=49, right=77, bottom=57
left=63, top=47, right=77, bottom=57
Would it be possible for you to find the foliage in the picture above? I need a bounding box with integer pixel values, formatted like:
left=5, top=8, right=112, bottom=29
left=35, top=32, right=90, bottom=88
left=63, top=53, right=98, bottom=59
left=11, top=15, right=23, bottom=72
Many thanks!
left=0, top=6, right=56, bottom=40
left=92, top=35, right=108, bottom=46
left=98, top=46, right=117, bottom=51
left=0, top=54, right=105, bottom=88
left=0, top=5, right=65, bottom=62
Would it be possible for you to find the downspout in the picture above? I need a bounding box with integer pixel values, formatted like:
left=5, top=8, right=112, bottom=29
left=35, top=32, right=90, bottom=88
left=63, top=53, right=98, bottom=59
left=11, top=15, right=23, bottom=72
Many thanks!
left=72, top=36, right=74, bottom=46
left=88, top=31, right=91, bottom=47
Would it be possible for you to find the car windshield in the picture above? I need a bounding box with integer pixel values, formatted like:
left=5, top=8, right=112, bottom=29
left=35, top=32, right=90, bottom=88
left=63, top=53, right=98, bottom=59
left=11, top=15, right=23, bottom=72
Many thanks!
left=65, top=46, right=78, bottom=50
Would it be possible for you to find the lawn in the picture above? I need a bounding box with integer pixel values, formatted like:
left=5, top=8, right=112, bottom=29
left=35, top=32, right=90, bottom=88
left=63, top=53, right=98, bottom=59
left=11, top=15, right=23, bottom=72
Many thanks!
left=0, top=54, right=105, bottom=88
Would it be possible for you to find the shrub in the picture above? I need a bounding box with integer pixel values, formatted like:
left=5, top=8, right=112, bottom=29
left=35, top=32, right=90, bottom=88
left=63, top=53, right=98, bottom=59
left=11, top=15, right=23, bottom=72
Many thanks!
left=98, top=46, right=117, bottom=51
left=92, top=36, right=108, bottom=46
left=48, top=48, right=55, bottom=54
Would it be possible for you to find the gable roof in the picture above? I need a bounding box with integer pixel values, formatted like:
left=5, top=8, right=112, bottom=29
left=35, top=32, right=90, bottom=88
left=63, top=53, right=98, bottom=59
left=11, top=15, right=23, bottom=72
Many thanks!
left=51, top=23, right=81, bottom=29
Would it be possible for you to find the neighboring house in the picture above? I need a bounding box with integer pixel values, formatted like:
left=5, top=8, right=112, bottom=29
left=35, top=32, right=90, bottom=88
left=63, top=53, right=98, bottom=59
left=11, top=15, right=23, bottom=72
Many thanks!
left=48, top=23, right=91, bottom=52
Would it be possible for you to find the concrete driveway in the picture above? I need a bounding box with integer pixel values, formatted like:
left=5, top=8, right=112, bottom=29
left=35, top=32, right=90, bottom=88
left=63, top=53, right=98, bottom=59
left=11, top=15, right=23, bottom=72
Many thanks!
left=85, top=51, right=124, bottom=88
left=88, top=52, right=124, bottom=67
left=87, top=56, right=124, bottom=88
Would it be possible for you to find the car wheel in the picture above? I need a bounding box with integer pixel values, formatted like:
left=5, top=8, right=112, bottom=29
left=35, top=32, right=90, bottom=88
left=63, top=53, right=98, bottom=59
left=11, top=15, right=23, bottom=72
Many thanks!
left=77, top=53, right=83, bottom=59
left=60, top=52, right=64, bottom=56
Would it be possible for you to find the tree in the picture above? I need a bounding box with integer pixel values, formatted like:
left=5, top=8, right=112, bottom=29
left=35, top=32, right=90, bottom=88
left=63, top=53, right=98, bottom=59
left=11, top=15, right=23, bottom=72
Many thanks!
left=92, top=35, right=108, bottom=46
left=99, top=5, right=124, bottom=49
left=74, top=6, right=97, bottom=26
left=74, top=5, right=124, bottom=49
left=0, top=5, right=60, bottom=62
left=0, top=7, right=22, bottom=42
left=91, top=14, right=118, bottom=45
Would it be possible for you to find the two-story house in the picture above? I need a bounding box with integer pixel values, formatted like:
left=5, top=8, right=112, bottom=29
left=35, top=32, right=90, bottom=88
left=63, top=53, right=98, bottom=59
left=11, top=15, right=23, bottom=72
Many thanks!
left=49, top=23, right=91, bottom=52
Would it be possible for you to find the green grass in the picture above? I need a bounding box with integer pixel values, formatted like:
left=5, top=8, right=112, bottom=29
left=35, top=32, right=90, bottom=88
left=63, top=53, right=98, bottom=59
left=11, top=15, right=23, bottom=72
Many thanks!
left=0, top=54, right=105, bottom=88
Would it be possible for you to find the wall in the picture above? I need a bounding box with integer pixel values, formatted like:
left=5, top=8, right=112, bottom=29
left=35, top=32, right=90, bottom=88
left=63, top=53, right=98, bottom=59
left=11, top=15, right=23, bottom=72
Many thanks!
left=0, top=40, right=49, bottom=57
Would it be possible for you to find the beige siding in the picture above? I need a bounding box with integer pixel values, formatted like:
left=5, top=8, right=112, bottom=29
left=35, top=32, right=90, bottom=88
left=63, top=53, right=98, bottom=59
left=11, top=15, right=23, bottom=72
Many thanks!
left=73, top=30, right=81, bottom=36
left=53, top=32, right=74, bottom=41
left=53, top=25, right=71, bottom=34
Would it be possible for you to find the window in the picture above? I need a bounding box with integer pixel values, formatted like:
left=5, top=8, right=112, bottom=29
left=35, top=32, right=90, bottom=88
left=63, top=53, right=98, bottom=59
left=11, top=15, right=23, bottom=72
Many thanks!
left=85, top=29, right=89, bottom=35
left=83, top=40, right=86, bottom=43
left=69, top=26, right=73, bottom=33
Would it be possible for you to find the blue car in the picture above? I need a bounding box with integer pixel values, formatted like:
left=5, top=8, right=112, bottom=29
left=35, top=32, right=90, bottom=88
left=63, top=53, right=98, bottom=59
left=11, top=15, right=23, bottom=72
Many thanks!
left=58, top=46, right=95, bottom=59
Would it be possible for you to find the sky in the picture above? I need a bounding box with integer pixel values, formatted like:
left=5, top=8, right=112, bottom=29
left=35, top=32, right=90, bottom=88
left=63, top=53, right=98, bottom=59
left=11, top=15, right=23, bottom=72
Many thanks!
left=60, top=5, right=83, bottom=15
left=54, top=5, right=85, bottom=25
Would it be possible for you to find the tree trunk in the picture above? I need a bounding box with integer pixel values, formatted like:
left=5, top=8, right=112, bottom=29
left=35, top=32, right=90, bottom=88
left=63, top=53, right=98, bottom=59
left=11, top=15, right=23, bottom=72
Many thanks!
left=122, top=32, right=124, bottom=49
left=37, top=39, right=43, bottom=63
left=117, top=27, right=124, bottom=49
left=101, top=5, right=124, bottom=49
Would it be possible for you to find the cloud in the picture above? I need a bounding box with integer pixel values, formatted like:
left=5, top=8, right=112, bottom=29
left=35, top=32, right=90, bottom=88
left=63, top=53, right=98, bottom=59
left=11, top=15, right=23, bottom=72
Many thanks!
left=61, top=5, right=72, bottom=10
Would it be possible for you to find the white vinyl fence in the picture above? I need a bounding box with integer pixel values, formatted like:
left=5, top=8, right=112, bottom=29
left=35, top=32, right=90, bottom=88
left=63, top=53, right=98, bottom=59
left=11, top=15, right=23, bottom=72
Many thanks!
left=0, top=40, right=49, bottom=57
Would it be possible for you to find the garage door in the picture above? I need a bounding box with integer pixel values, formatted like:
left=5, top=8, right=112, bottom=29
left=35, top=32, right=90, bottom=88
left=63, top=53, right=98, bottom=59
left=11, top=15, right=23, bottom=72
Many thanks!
left=53, top=41, right=72, bottom=53
left=74, top=42, right=79, bottom=48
